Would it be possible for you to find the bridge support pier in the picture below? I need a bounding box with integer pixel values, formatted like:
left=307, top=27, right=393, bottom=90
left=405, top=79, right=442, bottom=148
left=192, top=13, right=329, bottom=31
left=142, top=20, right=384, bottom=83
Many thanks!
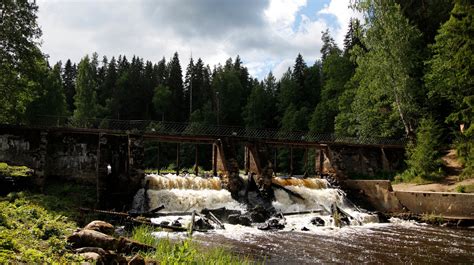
left=246, top=142, right=274, bottom=199
left=212, top=139, right=241, bottom=198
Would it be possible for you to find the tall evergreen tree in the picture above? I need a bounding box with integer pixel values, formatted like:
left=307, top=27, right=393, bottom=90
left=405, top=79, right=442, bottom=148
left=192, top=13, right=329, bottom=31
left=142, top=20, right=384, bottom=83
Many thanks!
left=425, top=0, right=473, bottom=134
left=309, top=32, right=353, bottom=134
left=62, top=59, right=77, bottom=114
left=73, top=55, right=99, bottom=122
left=167, top=52, right=184, bottom=121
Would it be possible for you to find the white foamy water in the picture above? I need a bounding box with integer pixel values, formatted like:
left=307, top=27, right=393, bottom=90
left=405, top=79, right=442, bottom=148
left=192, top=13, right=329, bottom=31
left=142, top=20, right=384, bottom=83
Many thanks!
left=133, top=173, right=377, bottom=228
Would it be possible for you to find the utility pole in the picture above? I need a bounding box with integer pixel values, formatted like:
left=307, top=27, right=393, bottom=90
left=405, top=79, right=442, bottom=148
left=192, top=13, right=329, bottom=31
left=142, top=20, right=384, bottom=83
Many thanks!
left=216, top=91, right=220, bottom=125
left=189, top=51, right=193, bottom=120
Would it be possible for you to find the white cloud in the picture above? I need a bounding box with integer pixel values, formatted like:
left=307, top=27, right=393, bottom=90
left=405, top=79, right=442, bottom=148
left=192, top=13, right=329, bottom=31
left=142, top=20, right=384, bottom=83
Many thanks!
left=319, top=0, right=363, bottom=47
left=36, top=0, right=361, bottom=79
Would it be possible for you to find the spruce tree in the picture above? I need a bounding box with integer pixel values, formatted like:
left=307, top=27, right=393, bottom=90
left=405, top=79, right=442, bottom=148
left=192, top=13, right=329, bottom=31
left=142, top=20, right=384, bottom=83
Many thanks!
left=167, top=52, right=184, bottom=121
left=73, top=55, right=99, bottom=123
left=62, top=59, right=77, bottom=113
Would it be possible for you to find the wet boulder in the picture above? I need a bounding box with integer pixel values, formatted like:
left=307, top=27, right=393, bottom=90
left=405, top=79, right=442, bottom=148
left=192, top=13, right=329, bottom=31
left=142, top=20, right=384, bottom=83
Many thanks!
left=248, top=205, right=273, bottom=223
left=194, top=217, right=214, bottom=230
left=84, top=220, right=115, bottom=235
left=258, top=217, right=285, bottom=230
left=201, top=207, right=241, bottom=222
left=79, top=252, right=102, bottom=263
left=68, top=229, right=119, bottom=250
left=171, top=219, right=182, bottom=227
left=310, top=217, right=325, bottom=226
left=159, top=221, right=170, bottom=226
left=228, top=214, right=252, bottom=226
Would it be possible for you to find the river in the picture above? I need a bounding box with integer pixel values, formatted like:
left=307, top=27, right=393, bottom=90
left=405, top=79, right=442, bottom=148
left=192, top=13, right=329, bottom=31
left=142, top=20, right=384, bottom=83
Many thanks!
left=134, top=174, right=474, bottom=264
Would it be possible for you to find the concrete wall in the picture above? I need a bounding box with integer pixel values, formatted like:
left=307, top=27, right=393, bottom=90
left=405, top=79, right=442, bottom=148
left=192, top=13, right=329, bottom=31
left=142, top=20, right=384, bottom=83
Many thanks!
left=343, top=180, right=404, bottom=213
left=327, top=145, right=405, bottom=179
left=0, top=126, right=144, bottom=208
left=395, top=191, right=474, bottom=219
left=344, top=180, right=474, bottom=219
left=46, top=132, right=99, bottom=184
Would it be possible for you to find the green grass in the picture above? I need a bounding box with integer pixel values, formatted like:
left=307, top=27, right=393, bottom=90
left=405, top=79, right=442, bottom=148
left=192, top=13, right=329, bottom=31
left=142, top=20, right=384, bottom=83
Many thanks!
left=131, top=225, right=257, bottom=264
left=456, top=184, right=474, bottom=193
left=0, top=192, right=83, bottom=263
left=0, top=162, right=31, bottom=178
left=0, top=180, right=255, bottom=264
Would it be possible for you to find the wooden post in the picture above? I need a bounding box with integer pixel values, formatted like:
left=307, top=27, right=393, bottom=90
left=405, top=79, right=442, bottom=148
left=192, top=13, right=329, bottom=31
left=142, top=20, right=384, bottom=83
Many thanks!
left=156, top=143, right=160, bottom=174
left=244, top=146, right=249, bottom=175
left=194, top=145, right=199, bottom=175
left=319, top=149, right=324, bottom=174
left=274, top=148, right=277, bottom=176
left=303, top=147, right=308, bottom=177
left=176, top=143, right=180, bottom=175
left=96, top=134, right=101, bottom=205
left=212, top=144, right=217, bottom=176
left=289, top=147, right=293, bottom=176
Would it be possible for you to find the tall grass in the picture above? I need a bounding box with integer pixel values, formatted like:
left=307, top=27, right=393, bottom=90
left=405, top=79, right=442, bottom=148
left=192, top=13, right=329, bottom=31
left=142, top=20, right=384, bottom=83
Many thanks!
left=131, top=225, right=257, bottom=264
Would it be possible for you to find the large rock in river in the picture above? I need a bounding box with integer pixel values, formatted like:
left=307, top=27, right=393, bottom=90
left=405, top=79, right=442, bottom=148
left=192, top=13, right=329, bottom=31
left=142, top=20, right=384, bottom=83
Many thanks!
left=84, top=220, right=115, bottom=235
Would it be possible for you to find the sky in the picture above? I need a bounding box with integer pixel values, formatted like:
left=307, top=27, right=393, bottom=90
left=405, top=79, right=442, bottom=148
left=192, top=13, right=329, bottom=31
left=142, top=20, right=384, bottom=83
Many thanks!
left=37, top=0, right=361, bottom=79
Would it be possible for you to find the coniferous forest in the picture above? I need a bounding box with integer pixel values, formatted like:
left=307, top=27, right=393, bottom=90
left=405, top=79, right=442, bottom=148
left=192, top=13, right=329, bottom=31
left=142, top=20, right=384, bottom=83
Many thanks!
left=1, top=0, right=472, bottom=180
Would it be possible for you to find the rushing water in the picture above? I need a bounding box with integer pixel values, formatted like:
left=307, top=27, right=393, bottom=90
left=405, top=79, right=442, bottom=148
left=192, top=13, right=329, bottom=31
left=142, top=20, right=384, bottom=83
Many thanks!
left=133, top=174, right=474, bottom=264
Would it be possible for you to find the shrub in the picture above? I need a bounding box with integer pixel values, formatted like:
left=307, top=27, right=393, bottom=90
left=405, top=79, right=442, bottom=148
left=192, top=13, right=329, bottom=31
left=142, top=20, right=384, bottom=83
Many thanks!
left=401, top=118, right=444, bottom=182
left=455, top=135, right=474, bottom=180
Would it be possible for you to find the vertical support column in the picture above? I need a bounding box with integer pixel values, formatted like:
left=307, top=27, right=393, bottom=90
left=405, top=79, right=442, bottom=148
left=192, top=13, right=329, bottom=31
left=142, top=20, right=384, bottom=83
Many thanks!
left=96, top=133, right=101, bottom=205
left=194, top=145, right=199, bottom=175
left=212, top=143, right=218, bottom=176
left=96, top=133, right=109, bottom=207
left=244, top=146, right=250, bottom=175
left=36, top=131, right=48, bottom=192
left=319, top=149, right=324, bottom=174
left=156, top=143, right=160, bottom=174
left=381, top=147, right=389, bottom=171
left=274, top=148, right=277, bottom=177
left=303, top=147, right=308, bottom=177
left=289, top=147, right=293, bottom=176
left=176, top=143, right=180, bottom=175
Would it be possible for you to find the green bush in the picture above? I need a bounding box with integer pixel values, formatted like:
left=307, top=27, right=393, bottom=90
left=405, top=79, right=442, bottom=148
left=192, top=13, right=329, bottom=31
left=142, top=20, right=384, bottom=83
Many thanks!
left=400, top=118, right=444, bottom=182
left=455, top=135, right=474, bottom=180
left=456, top=185, right=466, bottom=193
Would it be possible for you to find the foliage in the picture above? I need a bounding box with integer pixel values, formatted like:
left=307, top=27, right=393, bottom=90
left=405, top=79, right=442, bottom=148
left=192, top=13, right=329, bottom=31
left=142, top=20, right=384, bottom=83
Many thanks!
left=0, top=193, right=83, bottom=263
left=73, top=55, right=99, bottom=122
left=399, top=118, right=444, bottom=182
left=455, top=135, right=474, bottom=180
left=456, top=184, right=474, bottom=193
left=420, top=213, right=444, bottom=225
left=131, top=225, right=255, bottom=264
left=0, top=163, right=31, bottom=178
left=153, top=85, right=172, bottom=121
left=351, top=0, right=424, bottom=138
left=0, top=0, right=44, bottom=123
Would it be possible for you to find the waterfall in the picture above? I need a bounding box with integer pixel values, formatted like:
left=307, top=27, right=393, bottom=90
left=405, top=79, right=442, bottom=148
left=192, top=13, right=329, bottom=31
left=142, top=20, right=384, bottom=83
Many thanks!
left=133, top=173, right=378, bottom=227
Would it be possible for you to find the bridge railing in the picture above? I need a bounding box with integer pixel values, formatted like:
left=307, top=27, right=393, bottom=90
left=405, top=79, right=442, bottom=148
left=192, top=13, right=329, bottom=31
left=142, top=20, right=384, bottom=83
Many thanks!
left=28, top=116, right=406, bottom=146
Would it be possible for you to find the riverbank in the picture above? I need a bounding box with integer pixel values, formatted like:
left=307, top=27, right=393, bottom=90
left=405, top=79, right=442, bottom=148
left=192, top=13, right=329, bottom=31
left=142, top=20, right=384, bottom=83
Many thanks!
left=0, top=181, right=253, bottom=263
left=392, top=149, right=473, bottom=193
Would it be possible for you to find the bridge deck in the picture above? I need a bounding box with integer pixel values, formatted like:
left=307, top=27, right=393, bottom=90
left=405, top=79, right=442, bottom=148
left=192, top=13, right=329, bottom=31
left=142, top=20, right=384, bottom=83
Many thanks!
left=1, top=117, right=406, bottom=148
